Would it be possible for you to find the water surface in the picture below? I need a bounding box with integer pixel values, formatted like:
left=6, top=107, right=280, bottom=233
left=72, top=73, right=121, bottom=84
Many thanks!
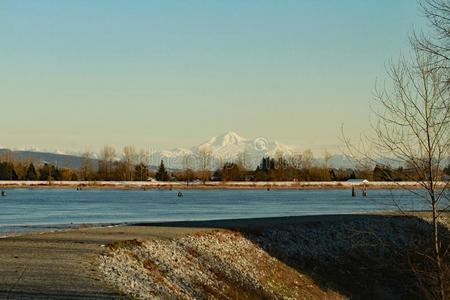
left=0, top=188, right=432, bottom=235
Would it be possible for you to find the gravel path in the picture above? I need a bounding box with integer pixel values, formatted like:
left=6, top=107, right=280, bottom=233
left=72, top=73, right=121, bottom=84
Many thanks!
left=0, top=226, right=209, bottom=299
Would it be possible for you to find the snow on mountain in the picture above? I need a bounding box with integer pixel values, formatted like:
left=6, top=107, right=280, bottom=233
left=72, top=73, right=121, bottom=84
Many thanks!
left=151, top=132, right=300, bottom=169
left=261, top=140, right=297, bottom=157
left=150, top=148, right=193, bottom=170
left=196, top=132, right=297, bottom=160
left=10, top=146, right=80, bottom=157
left=196, top=132, right=249, bottom=159
left=199, top=131, right=248, bottom=149
left=1, top=132, right=369, bottom=170
left=158, top=148, right=193, bottom=158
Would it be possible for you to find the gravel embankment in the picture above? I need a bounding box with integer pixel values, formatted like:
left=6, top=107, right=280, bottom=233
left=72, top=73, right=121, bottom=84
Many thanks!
left=99, top=230, right=344, bottom=300
left=99, top=214, right=449, bottom=300
left=249, top=214, right=450, bottom=300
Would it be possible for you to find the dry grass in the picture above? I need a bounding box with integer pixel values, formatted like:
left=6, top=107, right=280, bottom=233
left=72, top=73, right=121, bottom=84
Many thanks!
left=107, top=239, right=143, bottom=251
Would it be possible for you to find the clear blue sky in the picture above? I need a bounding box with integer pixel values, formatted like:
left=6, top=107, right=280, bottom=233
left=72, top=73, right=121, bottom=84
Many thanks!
left=0, top=0, right=424, bottom=153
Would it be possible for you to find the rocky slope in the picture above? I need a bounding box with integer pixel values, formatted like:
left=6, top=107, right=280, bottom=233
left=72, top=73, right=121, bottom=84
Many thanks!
left=98, top=230, right=343, bottom=300
left=98, top=214, right=449, bottom=300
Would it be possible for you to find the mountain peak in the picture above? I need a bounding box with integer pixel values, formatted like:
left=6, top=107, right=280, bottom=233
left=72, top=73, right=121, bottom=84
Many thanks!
left=150, top=132, right=302, bottom=168
left=200, top=132, right=248, bottom=149
left=216, top=132, right=247, bottom=146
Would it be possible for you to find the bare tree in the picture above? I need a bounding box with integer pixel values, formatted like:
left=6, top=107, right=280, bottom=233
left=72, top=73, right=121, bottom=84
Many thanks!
left=182, top=154, right=195, bottom=186
left=301, top=149, right=314, bottom=170
left=413, top=0, right=450, bottom=76
left=134, top=149, right=150, bottom=181
left=122, top=146, right=137, bottom=181
left=347, top=48, right=450, bottom=299
left=323, top=150, right=332, bottom=168
left=140, top=149, right=150, bottom=165
left=341, top=2, right=450, bottom=296
left=287, top=151, right=303, bottom=170
left=198, top=147, right=212, bottom=184
left=0, top=150, right=16, bottom=164
left=99, top=146, right=116, bottom=180
left=79, top=150, right=94, bottom=181
left=237, top=149, right=250, bottom=171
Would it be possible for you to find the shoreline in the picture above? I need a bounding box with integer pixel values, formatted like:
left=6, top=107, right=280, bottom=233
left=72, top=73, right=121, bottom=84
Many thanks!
left=0, top=210, right=439, bottom=239
left=0, top=213, right=401, bottom=238
left=0, top=180, right=428, bottom=190
left=0, top=213, right=447, bottom=299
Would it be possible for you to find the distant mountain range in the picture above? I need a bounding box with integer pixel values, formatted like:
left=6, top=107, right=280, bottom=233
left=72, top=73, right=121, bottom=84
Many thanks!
left=150, top=132, right=300, bottom=169
left=0, top=132, right=362, bottom=170
left=150, top=132, right=361, bottom=169
left=0, top=149, right=98, bottom=170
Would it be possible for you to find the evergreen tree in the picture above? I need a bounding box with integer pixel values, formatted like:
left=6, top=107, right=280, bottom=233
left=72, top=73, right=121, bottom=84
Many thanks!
left=329, top=169, right=337, bottom=181
left=221, top=162, right=242, bottom=181
left=51, top=166, right=62, bottom=181
left=0, top=162, right=9, bottom=180
left=134, top=163, right=149, bottom=181
left=25, top=163, right=38, bottom=180
left=39, top=164, right=51, bottom=181
left=155, top=160, right=169, bottom=181
left=0, top=162, right=17, bottom=180
left=38, top=164, right=63, bottom=181
left=259, top=157, right=275, bottom=172
left=10, top=166, right=18, bottom=180
left=254, top=157, right=276, bottom=181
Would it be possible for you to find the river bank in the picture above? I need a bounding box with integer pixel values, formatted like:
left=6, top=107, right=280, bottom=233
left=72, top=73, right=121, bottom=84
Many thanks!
left=0, top=213, right=448, bottom=299
left=0, top=180, right=428, bottom=190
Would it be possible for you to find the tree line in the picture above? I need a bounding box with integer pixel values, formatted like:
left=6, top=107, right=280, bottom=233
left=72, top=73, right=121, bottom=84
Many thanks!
left=1, top=148, right=449, bottom=182
left=0, top=161, right=77, bottom=181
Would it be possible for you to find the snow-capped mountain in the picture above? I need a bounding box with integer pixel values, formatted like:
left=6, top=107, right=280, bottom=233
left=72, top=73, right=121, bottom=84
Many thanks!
left=150, top=132, right=299, bottom=169
left=197, top=132, right=248, bottom=156
left=1, top=132, right=364, bottom=171
left=199, top=132, right=297, bottom=159
left=158, top=147, right=193, bottom=159
left=197, top=132, right=248, bottom=160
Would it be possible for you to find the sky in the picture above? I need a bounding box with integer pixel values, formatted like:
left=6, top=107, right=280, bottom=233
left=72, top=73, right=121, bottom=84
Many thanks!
left=0, top=0, right=425, bottom=153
